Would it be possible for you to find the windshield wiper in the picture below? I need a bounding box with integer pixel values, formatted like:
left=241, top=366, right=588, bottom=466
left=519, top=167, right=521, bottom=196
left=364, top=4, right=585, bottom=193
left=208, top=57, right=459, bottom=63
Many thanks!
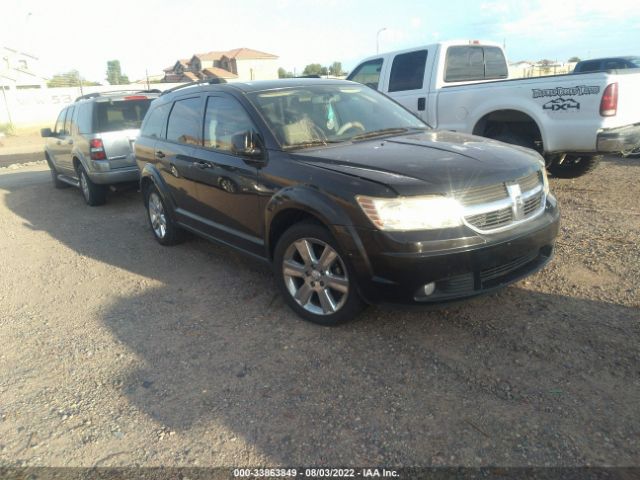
left=351, top=128, right=411, bottom=141
left=285, top=139, right=345, bottom=150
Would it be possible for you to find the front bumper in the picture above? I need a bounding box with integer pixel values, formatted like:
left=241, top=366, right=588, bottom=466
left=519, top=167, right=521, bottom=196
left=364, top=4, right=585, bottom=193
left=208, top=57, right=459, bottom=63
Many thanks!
left=597, top=123, right=640, bottom=153
left=335, top=197, right=560, bottom=305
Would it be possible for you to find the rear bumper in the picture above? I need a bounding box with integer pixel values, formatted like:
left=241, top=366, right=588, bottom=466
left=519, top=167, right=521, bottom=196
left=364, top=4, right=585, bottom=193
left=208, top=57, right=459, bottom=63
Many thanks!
left=335, top=197, right=560, bottom=305
left=88, top=166, right=139, bottom=184
left=597, top=123, right=640, bottom=153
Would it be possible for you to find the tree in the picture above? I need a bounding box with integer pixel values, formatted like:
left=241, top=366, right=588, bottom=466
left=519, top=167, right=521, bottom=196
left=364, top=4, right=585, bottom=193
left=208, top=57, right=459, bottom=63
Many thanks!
left=568, top=56, right=581, bottom=63
left=47, top=70, right=101, bottom=88
left=106, top=60, right=130, bottom=85
left=328, top=61, right=343, bottom=77
left=278, top=67, right=294, bottom=78
left=302, top=63, right=325, bottom=76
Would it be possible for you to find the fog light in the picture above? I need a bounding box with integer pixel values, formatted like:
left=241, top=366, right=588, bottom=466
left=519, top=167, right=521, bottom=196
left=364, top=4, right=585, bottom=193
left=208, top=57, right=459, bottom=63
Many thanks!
left=422, top=282, right=436, bottom=296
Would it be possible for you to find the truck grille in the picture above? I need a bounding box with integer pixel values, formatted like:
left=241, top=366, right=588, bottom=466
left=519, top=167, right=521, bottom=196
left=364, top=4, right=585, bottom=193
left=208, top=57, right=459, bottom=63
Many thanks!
left=455, top=170, right=545, bottom=233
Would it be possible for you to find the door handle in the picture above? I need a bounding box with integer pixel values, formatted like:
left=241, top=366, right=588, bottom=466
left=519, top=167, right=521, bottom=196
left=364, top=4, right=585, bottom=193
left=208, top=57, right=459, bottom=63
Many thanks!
left=155, top=151, right=166, bottom=159
left=417, top=97, right=426, bottom=111
left=193, top=160, right=210, bottom=169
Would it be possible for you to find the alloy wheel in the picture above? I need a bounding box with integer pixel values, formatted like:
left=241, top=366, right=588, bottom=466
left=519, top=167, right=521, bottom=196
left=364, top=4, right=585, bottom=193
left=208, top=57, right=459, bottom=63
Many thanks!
left=148, top=192, right=167, bottom=239
left=282, top=238, right=349, bottom=315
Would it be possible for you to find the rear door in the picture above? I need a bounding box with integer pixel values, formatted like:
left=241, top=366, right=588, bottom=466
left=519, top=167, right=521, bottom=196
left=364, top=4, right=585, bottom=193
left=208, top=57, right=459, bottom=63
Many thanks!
left=93, top=96, right=154, bottom=169
left=188, top=94, right=263, bottom=254
left=153, top=95, right=204, bottom=221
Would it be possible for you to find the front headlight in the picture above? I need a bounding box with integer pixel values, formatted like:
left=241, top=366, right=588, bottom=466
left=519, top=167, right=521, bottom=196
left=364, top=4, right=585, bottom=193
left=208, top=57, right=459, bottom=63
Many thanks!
left=538, top=158, right=550, bottom=195
left=356, top=195, right=463, bottom=231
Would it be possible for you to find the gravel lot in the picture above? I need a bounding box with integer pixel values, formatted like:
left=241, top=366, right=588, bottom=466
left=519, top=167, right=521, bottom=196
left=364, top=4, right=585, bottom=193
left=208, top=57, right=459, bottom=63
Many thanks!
left=0, top=155, right=638, bottom=467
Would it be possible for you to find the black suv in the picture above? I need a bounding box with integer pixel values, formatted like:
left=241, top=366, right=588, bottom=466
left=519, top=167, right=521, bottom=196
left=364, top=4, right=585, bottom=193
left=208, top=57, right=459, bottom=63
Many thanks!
left=135, top=79, right=559, bottom=325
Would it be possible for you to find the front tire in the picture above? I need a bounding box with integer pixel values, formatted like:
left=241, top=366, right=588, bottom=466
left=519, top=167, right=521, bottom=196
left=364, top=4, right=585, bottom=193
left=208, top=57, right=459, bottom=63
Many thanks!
left=274, top=222, right=366, bottom=325
left=76, top=164, right=107, bottom=206
left=144, top=185, right=184, bottom=246
left=46, top=156, right=69, bottom=189
left=547, top=154, right=601, bottom=178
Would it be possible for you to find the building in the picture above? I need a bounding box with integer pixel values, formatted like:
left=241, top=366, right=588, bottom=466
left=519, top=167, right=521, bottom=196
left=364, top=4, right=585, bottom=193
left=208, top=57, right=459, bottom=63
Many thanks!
left=0, top=47, right=48, bottom=90
left=163, top=47, right=278, bottom=83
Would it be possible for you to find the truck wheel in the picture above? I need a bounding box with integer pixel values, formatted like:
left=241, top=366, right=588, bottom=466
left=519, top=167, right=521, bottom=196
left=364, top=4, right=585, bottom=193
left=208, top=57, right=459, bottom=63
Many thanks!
left=274, top=222, right=366, bottom=326
left=77, top=164, right=107, bottom=206
left=547, top=155, right=601, bottom=178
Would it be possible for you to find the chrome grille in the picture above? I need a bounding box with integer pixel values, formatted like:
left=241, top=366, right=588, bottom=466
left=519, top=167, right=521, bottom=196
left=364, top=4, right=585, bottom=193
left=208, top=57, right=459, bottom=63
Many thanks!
left=456, top=169, right=546, bottom=233
left=456, top=183, right=508, bottom=206
left=465, top=206, right=513, bottom=230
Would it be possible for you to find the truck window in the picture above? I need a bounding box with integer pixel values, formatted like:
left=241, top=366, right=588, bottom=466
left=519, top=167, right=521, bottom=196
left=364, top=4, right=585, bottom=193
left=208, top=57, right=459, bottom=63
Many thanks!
left=140, top=103, right=171, bottom=139
left=94, top=99, right=152, bottom=133
left=347, top=59, right=384, bottom=89
left=76, top=104, right=92, bottom=134
left=444, top=46, right=507, bottom=82
left=388, top=50, right=428, bottom=92
left=483, top=47, right=508, bottom=79
left=575, top=60, right=600, bottom=73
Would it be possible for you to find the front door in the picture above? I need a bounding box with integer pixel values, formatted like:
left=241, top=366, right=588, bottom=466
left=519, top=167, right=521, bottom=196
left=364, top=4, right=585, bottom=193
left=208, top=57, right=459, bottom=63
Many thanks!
left=189, top=95, right=262, bottom=255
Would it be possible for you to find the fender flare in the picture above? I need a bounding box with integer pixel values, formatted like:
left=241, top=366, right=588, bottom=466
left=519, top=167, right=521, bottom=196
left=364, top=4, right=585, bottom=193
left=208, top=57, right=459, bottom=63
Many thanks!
left=139, top=163, right=178, bottom=220
left=469, top=105, right=548, bottom=151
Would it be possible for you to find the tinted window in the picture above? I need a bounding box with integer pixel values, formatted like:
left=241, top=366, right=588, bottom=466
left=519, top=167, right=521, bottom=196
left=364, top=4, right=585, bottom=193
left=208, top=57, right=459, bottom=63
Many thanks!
left=166, top=97, right=202, bottom=145
left=576, top=60, right=600, bottom=73
left=484, top=47, right=508, bottom=79
left=94, top=99, right=152, bottom=133
left=204, top=96, right=257, bottom=152
left=62, top=106, right=74, bottom=135
left=347, top=59, right=384, bottom=89
left=140, top=103, right=171, bottom=139
left=445, top=46, right=485, bottom=82
left=54, top=109, right=66, bottom=135
left=388, top=50, right=428, bottom=92
left=76, top=104, right=92, bottom=134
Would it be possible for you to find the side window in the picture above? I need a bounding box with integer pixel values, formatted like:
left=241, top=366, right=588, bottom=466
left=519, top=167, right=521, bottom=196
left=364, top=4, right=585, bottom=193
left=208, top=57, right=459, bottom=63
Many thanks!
left=388, top=50, right=428, bottom=92
left=166, top=97, right=202, bottom=145
left=484, top=47, right=508, bottom=79
left=204, top=96, right=257, bottom=152
left=53, top=109, right=66, bottom=135
left=76, top=104, right=92, bottom=134
left=347, top=59, right=384, bottom=89
left=576, top=60, right=600, bottom=73
left=140, top=103, right=171, bottom=139
left=444, top=46, right=485, bottom=82
left=63, top=106, right=75, bottom=135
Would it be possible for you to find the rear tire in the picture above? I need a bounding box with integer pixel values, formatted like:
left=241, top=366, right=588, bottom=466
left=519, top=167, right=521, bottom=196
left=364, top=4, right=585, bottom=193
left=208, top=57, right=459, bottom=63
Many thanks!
left=547, top=154, right=601, bottom=178
left=76, top=164, right=107, bottom=206
left=144, top=185, right=184, bottom=246
left=274, top=222, right=366, bottom=326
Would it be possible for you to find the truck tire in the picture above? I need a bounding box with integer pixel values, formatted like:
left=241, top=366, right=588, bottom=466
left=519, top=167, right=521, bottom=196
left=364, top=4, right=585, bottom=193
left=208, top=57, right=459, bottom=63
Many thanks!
left=547, top=155, right=601, bottom=178
left=77, top=163, right=107, bottom=206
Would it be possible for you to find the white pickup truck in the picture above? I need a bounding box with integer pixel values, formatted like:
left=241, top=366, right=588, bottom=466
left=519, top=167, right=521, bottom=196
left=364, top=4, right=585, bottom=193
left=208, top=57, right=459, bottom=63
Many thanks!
left=347, top=40, right=640, bottom=177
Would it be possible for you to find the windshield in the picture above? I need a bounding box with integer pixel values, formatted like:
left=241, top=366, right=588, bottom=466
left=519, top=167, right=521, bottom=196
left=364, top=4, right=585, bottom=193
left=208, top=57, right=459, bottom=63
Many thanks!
left=94, top=99, right=153, bottom=133
left=246, top=84, right=427, bottom=149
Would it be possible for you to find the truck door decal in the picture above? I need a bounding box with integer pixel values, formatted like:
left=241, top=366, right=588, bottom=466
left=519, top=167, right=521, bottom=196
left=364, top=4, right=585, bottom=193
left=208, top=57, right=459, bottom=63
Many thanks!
left=543, top=98, right=580, bottom=111
left=532, top=85, right=600, bottom=98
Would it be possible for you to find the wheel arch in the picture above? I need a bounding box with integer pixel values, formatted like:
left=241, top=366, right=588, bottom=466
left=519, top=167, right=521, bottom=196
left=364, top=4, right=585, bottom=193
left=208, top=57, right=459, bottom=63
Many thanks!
left=139, top=163, right=178, bottom=217
left=471, top=108, right=547, bottom=153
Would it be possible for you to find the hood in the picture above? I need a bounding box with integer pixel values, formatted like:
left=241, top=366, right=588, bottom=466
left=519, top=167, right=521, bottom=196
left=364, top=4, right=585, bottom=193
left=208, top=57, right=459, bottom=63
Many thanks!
left=292, top=130, right=543, bottom=196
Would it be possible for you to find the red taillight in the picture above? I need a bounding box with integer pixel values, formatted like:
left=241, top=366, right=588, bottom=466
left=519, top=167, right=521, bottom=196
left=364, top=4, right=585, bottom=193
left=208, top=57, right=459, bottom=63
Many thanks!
left=123, top=95, right=147, bottom=101
left=600, top=83, right=618, bottom=117
left=90, top=138, right=106, bottom=160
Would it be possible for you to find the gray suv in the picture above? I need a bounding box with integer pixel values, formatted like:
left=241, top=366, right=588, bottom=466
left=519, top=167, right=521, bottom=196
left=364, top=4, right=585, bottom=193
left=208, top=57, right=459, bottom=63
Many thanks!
left=41, top=90, right=159, bottom=205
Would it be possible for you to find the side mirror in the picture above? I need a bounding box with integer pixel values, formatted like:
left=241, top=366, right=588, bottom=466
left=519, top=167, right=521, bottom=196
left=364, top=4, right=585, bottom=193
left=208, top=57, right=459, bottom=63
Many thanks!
left=40, top=127, right=53, bottom=138
left=231, top=131, right=263, bottom=159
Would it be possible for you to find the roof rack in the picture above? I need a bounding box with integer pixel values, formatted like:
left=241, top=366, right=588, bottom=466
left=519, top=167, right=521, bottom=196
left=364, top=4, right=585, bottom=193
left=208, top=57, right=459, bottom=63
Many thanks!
left=74, top=89, right=161, bottom=102
left=159, top=78, right=228, bottom=96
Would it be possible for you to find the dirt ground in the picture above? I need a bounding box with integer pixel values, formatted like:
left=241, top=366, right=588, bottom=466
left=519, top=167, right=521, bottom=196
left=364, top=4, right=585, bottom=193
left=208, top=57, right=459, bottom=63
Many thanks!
left=0, top=154, right=638, bottom=468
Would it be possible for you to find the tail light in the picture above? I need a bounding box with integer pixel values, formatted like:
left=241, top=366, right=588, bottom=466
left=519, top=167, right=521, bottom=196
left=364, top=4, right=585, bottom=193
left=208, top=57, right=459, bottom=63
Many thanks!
left=600, top=83, right=618, bottom=117
left=90, top=138, right=106, bottom=160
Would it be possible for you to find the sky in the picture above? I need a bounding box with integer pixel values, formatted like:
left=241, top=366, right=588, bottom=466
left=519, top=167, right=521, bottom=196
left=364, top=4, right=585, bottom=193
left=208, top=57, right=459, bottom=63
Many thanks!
left=1, top=0, right=639, bottom=83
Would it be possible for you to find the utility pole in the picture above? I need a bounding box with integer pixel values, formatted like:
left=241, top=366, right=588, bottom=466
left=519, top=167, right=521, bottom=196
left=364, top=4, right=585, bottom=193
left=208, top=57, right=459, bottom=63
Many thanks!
left=146, top=69, right=150, bottom=90
left=376, top=27, right=387, bottom=54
